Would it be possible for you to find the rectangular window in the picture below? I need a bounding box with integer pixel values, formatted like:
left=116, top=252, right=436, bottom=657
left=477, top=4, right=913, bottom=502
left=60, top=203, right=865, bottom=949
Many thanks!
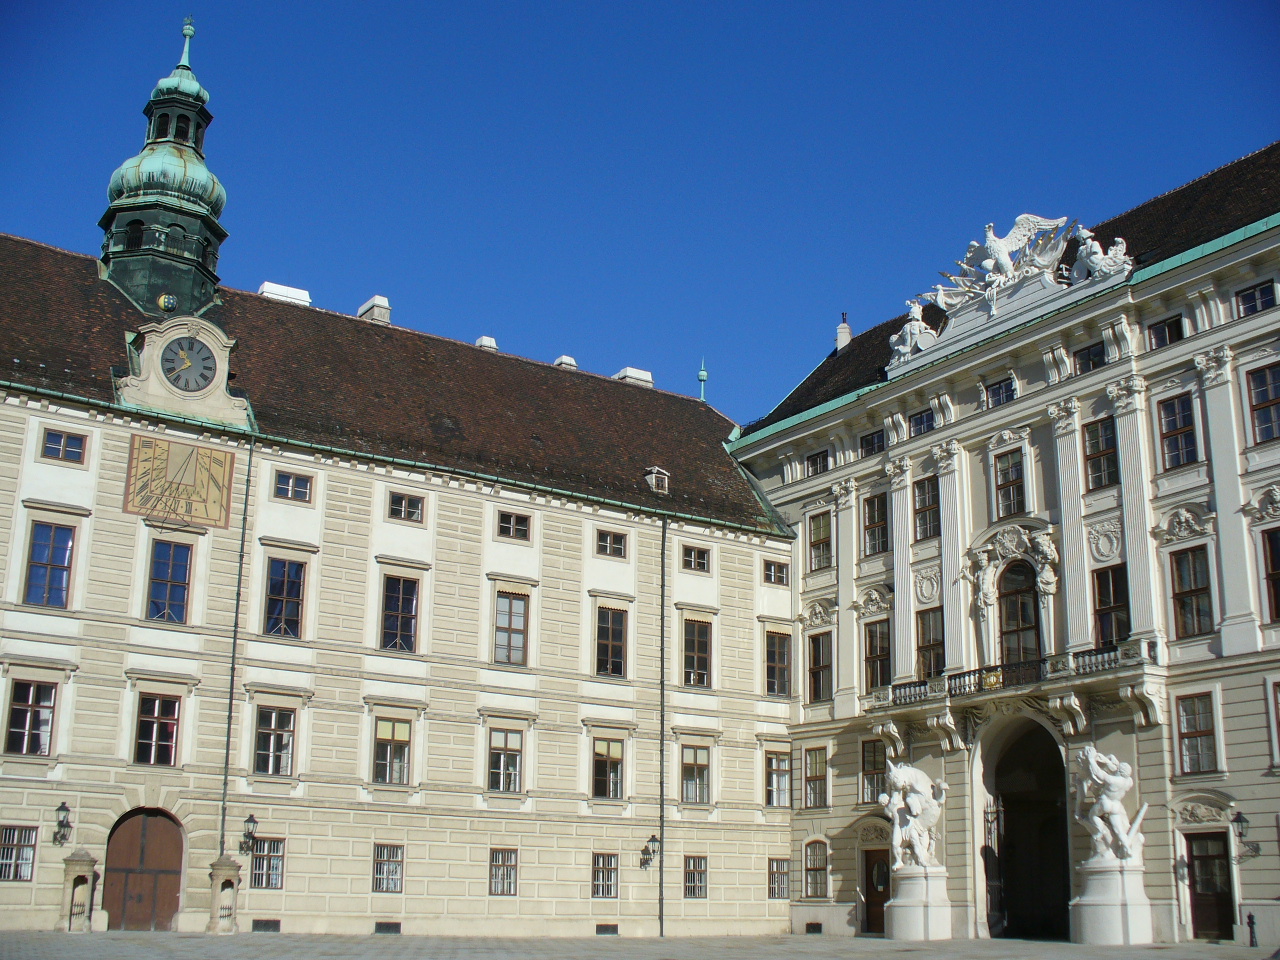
left=995, top=449, right=1026, bottom=518
left=592, top=853, right=619, bottom=898
left=863, top=493, right=888, bottom=555
left=1074, top=341, right=1106, bottom=374
left=765, top=751, right=791, bottom=807
left=147, top=540, right=192, bottom=623
left=808, top=632, right=832, bottom=703
left=381, top=575, right=419, bottom=652
left=763, top=560, right=789, bottom=585
left=592, top=738, right=624, bottom=800
left=24, top=522, right=74, bottom=608
left=683, top=619, right=711, bottom=687
left=497, top=511, right=530, bottom=540
left=682, top=545, right=710, bottom=571
left=684, top=856, right=707, bottom=899
left=1249, top=363, right=1280, bottom=445
left=388, top=492, right=423, bottom=523
left=494, top=592, right=528, bottom=665
left=1159, top=393, right=1198, bottom=469
left=808, top=512, right=832, bottom=571
left=5, top=681, right=55, bottom=756
left=1264, top=528, right=1280, bottom=623
left=916, top=607, right=944, bottom=679
left=860, top=430, right=885, bottom=457
left=489, top=848, right=517, bottom=896
left=1237, top=280, right=1276, bottom=318
left=865, top=620, right=891, bottom=690
left=1148, top=316, right=1184, bottom=350
left=768, top=858, right=790, bottom=899
left=1171, top=546, right=1213, bottom=639
left=1083, top=418, right=1120, bottom=490
left=595, top=607, right=626, bottom=678
left=263, top=558, right=305, bottom=637
left=909, top=408, right=935, bottom=437
left=913, top=476, right=940, bottom=540
left=986, top=378, right=1016, bottom=408
left=372, top=844, right=404, bottom=893
left=765, top=631, right=791, bottom=697
left=1093, top=565, right=1130, bottom=647
left=862, top=740, right=887, bottom=804
left=0, top=827, right=37, bottom=881
left=134, top=695, right=179, bottom=766
left=804, top=747, right=828, bottom=809
left=1176, top=693, right=1218, bottom=774
left=41, top=429, right=85, bottom=463
left=596, top=530, right=626, bottom=557
left=805, top=450, right=830, bottom=477
left=681, top=745, right=710, bottom=804
left=273, top=471, right=311, bottom=502
left=488, top=729, right=523, bottom=793
left=373, top=718, right=410, bottom=785
left=804, top=842, right=828, bottom=898
left=254, top=706, right=295, bottom=777
left=250, top=838, right=285, bottom=889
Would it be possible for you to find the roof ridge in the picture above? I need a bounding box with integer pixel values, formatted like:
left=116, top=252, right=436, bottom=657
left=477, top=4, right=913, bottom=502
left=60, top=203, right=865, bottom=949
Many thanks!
left=0, top=233, right=99, bottom=261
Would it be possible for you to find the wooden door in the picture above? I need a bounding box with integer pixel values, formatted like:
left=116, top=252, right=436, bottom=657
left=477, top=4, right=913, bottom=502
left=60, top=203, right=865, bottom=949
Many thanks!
left=103, top=810, right=184, bottom=931
left=1187, top=832, right=1234, bottom=940
left=863, top=848, right=891, bottom=934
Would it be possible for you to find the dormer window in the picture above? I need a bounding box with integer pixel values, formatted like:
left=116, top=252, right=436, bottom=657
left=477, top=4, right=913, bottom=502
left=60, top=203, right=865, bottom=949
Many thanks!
left=175, top=115, right=190, bottom=141
left=645, top=467, right=669, bottom=495
left=154, top=113, right=170, bottom=139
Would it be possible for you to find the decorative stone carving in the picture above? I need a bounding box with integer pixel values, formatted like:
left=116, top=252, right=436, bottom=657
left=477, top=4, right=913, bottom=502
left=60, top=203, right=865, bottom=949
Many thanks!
left=1073, top=746, right=1147, bottom=862
left=926, top=708, right=965, bottom=752
left=871, top=719, right=904, bottom=758
left=852, top=587, right=892, bottom=618
left=1119, top=681, right=1165, bottom=728
left=888, top=301, right=940, bottom=368
left=1194, top=345, right=1234, bottom=387
left=1069, top=227, right=1133, bottom=283
left=886, top=412, right=909, bottom=445
left=1105, top=375, right=1147, bottom=414
left=1245, top=483, right=1280, bottom=526
left=1153, top=505, right=1214, bottom=544
left=859, top=821, right=891, bottom=843
left=929, top=392, right=955, bottom=426
left=831, top=478, right=856, bottom=508
left=879, top=759, right=949, bottom=870
left=1175, top=802, right=1228, bottom=825
left=803, top=602, right=834, bottom=628
left=1048, top=693, right=1087, bottom=736
left=956, top=547, right=998, bottom=620
left=913, top=565, right=941, bottom=604
left=1087, top=519, right=1123, bottom=563
left=924, top=215, right=1071, bottom=316
left=885, top=455, right=912, bottom=487
left=930, top=438, right=961, bottom=473
left=1047, top=396, right=1080, bottom=434
left=987, top=427, right=1030, bottom=451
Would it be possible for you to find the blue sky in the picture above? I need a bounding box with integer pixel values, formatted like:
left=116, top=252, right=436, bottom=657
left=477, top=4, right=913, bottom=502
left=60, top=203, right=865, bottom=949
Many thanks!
left=1, top=2, right=1277, bottom=425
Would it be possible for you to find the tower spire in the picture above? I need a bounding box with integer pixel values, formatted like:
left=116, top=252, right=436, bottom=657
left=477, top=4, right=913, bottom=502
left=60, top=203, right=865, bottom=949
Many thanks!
left=178, top=16, right=195, bottom=69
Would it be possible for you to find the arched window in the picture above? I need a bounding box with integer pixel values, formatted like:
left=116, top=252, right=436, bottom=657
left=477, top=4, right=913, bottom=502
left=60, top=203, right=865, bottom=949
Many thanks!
left=154, top=113, right=170, bottom=139
left=999, top=560, right=1041, bottom=665
left=803, top=840, right=828, bottom=898
left=175, top=115, right=190, bottom=141
left=194, top=123, right=204, bottom=150
left=166, top=225, right=185, bottom=251
left=124, top=220, right=144, bottom=251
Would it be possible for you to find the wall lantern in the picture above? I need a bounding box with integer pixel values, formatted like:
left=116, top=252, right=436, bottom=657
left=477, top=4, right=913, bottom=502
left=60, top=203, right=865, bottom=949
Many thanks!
left=1231, top=811, right=1260, bottom=861
left=639, top=834, right=661, bottom=870
left=52, top=802, right=72, bottom=846
left=1231, top=811, right=1249, bottom=841
left=238, top=814, right=258, bottom=854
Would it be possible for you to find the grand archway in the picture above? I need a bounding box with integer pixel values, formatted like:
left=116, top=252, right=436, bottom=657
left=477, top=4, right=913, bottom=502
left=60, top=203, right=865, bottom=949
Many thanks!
left=102, top=808, right=184, bottom=931
left=983, top=722, right=1070, bottom=940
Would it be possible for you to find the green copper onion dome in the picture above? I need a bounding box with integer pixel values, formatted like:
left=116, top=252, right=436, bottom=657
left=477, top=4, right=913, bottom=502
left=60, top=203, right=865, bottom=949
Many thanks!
left=151, top=20, right=210, bottom=104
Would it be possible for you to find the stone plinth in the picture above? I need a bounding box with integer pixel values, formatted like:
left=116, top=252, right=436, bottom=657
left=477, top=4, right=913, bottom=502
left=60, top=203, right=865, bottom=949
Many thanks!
left=59, top=848, right=99, bottom=933
left=205, top=855, right=242, bottom=935
left=1070, top=857, right=1153, bottom=945
left=884, top=865, right=952, bottom=941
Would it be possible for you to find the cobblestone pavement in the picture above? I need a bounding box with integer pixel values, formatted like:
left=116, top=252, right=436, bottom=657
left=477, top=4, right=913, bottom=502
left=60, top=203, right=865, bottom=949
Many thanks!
left=0, top=933, right=1272, bottom=960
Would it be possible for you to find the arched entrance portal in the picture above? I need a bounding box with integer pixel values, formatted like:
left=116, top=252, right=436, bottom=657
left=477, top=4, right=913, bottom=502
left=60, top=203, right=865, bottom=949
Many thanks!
left=102, top=808, right=184, bottom=931
left=986, top=723, right=1069, bottom=940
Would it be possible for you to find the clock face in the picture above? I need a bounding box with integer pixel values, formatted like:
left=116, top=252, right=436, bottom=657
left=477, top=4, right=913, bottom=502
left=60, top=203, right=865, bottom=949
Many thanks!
left=160, top=337, right=217, bottom=392
left=123, top=434, right=235, bottom=528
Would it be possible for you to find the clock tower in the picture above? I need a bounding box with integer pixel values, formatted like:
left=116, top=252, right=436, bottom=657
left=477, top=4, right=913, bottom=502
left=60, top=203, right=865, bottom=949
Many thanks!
left=98, top=19, right=227, bottom=319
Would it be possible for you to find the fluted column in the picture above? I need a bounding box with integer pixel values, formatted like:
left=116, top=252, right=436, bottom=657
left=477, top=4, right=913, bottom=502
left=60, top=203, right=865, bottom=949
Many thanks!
left=831, top=477, right=861, bottom=714
left=1194, top=345, right=1260, bottom=655
left=886, top=455, right=915, bottom=682
left=1048, top=397, right=1092, bottom=651
left=1105, top=375, right=1161, bottom=646
left=930, top=439, right=970, bottom=670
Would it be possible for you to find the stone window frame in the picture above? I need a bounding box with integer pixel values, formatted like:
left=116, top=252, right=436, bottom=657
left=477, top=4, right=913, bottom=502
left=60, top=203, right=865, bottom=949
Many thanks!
left=1241, top=358, right=1280, bottom=447
left=362, top=696, right=424, bottom=793
left=593, top=527, right=628, bottom=560
left=1156, top=391, right=1200, bottom=472
left=479, top=708, right=536, bottom=798
left=859, top=429, right=886, bottom=458
left=243, top=683, right=312, bottom=784
left=1168, top=542, right=1216, bottom=641
left=249, top=837, right=285, bottom=890
left=36, top=423, right=90, bottom=470
left=1171, top=686, right=1227, bottom=778
left=0, top=825, right=38, bottom=882
left=767, top=857, right=791, bottom=899
left=592, top=602, right=628, bottom=680
left=863, top=492, right=889, bottom=557
left=762, top=622, right=793, bottom=699
left=385, top=489, right=426, bottom=527
left=1082, top=416, right=1120, bottom=491
left=808, top=510, right=833, bottom=571
left=863, top=618, right=891, bottom=691
left=1147, top=314, right=1186, bottom=351
left=17, top=501, right=90, bottom=611
left=270, top=468, right=314, bottom=506
left=860, top=738, right=887, bottom=805
left=496, top=509, right=532, bottom=542
left=984, top=429, right=1036, bottom=523
left=1235, top=278, right=1276, bottom=319
left=803, top=744, right=829, bottom=810
left=124, top=670, right=196, bottom=769
left=803, top=838, right=830, bottom=899
left=582, top=718, right=635, bottom=806
left=371, top=843, right=404, bottom=893
left=486, top=572, right=539, bottom=669
left=673, top=727, right=718, bottom=808
left=916, top=606, right=945, bottom=679
left=1257, top=524, right=1280, bottom=626
left=488, top=847, right=518, bottom=896
left=762, top=743, right=791, bottom=808
left=807, top=631, right=832, bottom=704
left=763, top=558, right=790, bottom=586
left=805, top=449, right=832, bottom=477
left=132, top=691, right=182, bottom=768
left=679, top=542, right=713, bottom=575
left=369, top=555, right=432, bottom=656
left=913, top=474, right=940, bottom=541
left=592, top=852, right=619, bottom=899
left=2, top=660, right=73, bottom=761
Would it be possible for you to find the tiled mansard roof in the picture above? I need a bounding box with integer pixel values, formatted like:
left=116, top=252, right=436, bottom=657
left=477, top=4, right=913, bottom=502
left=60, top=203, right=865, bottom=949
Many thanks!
left=0, top=234, right=784, bottom=533
left=741, top=138, right=1280, bottom=437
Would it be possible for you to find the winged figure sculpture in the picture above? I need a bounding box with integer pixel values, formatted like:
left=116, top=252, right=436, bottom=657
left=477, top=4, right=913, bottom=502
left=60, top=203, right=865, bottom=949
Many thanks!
left=982, top=214, right=1069, bottom=279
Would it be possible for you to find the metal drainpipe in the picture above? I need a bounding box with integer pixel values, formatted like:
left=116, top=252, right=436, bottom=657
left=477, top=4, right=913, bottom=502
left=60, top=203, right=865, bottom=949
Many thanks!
left=217, top=438, right=255, bottom=857
left=658, top=515, right=668, bottom=937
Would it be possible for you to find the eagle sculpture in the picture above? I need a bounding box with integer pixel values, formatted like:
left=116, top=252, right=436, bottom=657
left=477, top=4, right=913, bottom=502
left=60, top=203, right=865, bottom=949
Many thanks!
left=978, top=214, right=1069, bottom=279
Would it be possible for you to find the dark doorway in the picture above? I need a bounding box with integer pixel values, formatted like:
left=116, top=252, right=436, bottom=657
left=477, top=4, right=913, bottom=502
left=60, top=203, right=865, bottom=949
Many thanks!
left=862, top=848, right=890, bottom=934
left=987, top=724, right=1069, bottom=940
left=1187, top=832, right=1234, bottom=940
left=102, top=809, right=184, bottom=931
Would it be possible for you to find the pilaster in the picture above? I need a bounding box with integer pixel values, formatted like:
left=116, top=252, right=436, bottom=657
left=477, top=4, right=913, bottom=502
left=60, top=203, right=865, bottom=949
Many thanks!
left=1048, top=398, right=1092, bottom=651
left=930, top=440, right=969, bottom=670
left=887, top=455, right=915, bottom=682
left=831, top=477, right=860, bottom=714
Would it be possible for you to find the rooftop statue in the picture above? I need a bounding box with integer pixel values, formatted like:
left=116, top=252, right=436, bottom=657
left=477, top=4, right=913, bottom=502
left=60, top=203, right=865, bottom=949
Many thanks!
left=879, top=759, right=949, bottom=870
left=1070, top=227, right=1133, bottom=283
left=887, top=301, right=939, bottom=367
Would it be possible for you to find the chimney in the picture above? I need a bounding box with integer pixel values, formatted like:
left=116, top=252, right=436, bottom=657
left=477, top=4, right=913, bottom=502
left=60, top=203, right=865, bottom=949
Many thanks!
left=553, top=355, right=578, bottom=370
left=258, top=282, right=312, bottom=306
left=358, top=295, right=391, bottom=325
left=835, top=312, right=852, bottom=351
left=612, top=366, right=654, bottom=388
left=476, top=335, right=498, bottom=351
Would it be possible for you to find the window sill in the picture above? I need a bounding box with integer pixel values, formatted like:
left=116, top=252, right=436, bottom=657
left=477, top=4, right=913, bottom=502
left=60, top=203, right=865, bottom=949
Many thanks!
left=589, top=673, right=631, bottom=685
left=1, top=754, right=55, bottom=774
left=800, top=806, right=832, bottom=814
left=489, top=661, right=532, bottom=672
left=588, top=799, right=629, bottom=812
left=1172, top=770, right=1228, bottom=784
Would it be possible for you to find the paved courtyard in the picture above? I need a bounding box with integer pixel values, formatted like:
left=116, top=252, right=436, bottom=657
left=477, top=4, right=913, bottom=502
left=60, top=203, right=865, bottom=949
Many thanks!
left=0, top=933, right=1272, bottom=960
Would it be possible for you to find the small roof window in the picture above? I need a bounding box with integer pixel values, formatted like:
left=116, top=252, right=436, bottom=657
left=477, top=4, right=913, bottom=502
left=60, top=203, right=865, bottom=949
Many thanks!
left=645, top=466, right=670, bottom=494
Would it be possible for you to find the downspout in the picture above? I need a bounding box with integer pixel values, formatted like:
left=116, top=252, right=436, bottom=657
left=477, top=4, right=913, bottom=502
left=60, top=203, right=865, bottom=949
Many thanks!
left=658, top=516, right=668, bottom=938
left=217, top=438, right=255, bottom=856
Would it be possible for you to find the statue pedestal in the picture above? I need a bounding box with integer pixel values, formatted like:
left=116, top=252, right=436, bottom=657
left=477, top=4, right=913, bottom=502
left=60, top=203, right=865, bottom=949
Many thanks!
left=1070, top=857, right=1153, bottom=945
left=884, top=865, right=952, bottom=941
